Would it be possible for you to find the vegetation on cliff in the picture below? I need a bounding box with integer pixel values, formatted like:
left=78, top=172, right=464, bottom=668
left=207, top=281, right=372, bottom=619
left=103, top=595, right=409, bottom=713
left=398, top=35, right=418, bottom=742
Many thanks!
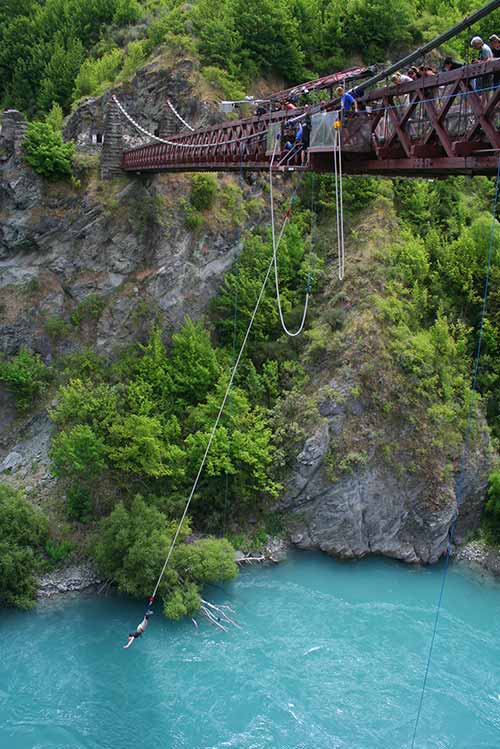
left=1, top=0, right=500, bottom=611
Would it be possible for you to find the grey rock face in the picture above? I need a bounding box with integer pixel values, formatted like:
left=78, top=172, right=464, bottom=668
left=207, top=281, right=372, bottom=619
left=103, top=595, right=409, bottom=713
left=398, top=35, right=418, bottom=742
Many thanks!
left=280, top=385, right=492, bottom=565
left=38, top=563, right=101, bottom=598
left=0, top=129, right=262, bottom=358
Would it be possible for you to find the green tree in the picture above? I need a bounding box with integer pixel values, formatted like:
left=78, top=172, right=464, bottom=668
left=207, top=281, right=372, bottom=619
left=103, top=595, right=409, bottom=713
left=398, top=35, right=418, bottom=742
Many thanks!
left=50, top=424, right=107, bottom=480
left=0, top=484, right=49, bottom=608
left=170, top=318, right=221, bottom=408
left=0, top=348, right=50, bottom=410
left=93, top=496, right=237, bottom=618
left=107, top=414, right=185, bottom=479
left=23, top=121, right=75, bottom=180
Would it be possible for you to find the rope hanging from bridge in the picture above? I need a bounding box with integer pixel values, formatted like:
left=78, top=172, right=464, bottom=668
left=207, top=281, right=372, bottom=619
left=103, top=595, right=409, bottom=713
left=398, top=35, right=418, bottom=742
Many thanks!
left=410, top=156, right=500, bottom=747
left=269, top=137, right=312, bottom=337
left=332, top=118, right=345, bottom=281
left=142, top=178, right=302, bottom=614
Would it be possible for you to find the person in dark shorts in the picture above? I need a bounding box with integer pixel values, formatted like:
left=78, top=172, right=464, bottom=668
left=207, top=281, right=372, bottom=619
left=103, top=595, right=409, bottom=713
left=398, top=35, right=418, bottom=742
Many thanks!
left=123, top=611, right=153, bottom=649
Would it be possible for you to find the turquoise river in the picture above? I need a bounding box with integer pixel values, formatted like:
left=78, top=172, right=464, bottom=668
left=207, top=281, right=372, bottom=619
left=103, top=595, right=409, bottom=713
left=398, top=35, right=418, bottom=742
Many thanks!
left=1, top=552, right=500, bottom=748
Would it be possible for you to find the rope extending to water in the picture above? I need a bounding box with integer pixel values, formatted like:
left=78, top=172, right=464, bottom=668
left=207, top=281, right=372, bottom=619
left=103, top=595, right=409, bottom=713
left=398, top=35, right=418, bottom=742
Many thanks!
left=146, top=177, right=301, bottom=608
left=410, top=156, right=500, bottom=748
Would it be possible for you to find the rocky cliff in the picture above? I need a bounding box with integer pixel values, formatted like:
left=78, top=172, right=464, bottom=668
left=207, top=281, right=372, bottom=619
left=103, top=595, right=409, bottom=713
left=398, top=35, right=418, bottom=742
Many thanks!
left=0, top=63, right=493, bottom=568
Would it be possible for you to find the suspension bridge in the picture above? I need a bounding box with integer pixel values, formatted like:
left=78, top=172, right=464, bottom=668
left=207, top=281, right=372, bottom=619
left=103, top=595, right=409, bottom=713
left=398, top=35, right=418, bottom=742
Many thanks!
left=118, top=59, right=500, bottom=178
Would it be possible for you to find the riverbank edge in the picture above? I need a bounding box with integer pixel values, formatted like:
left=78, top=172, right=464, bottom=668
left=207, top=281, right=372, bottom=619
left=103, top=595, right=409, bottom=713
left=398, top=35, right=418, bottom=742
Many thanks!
left=37, top=537, right=290, bottom=599
left=454, top=539, right=500, bottom=576
left=37, top=537, right=500, bottom=600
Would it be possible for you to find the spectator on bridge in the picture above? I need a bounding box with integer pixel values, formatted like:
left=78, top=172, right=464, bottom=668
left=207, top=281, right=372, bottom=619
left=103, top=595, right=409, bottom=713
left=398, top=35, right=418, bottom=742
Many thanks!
left=285, top=100, right=297, bottom=111
left=443, top=57, right=464, bottom=71
left=336, top=86, right=358, bottom=113
left=419, top=64, right=437, bottom=77
left=488, top=35, right=500, bottom=89
left=299, top=114, right=311, bottom=165
left=489, top=34, right=500, bottom=57
left=471, top=37, right=493, bottom=92
left=471, top=36, right=493, bottom=61
left=391, top=72, right=413, bottom=84
left=407, top=66, right=422, bottom=81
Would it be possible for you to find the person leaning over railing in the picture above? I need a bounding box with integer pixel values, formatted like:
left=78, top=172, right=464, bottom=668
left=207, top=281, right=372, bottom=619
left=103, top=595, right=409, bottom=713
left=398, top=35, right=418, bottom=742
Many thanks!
left=488, top=35, right=500, bottom=90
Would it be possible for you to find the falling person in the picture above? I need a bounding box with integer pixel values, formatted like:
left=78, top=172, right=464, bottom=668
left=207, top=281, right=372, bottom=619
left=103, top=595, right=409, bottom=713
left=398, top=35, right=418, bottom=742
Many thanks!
left=123, top=611, right=153, bottom=649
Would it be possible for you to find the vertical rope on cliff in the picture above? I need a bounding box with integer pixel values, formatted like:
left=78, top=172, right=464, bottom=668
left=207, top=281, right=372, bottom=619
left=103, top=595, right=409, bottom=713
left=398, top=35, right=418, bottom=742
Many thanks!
left=410, top=157, right=500, bottom=748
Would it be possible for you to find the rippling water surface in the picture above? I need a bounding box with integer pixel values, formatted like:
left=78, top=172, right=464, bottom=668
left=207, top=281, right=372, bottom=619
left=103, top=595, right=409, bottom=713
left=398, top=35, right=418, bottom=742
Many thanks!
left=1, top=552, right=500, bottom=748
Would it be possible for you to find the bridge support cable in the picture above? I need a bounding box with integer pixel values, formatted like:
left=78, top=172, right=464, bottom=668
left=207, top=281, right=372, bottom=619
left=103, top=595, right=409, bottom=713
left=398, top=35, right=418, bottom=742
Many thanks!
left=410, top=157, right=500, bottom=748
left=113, top=95, right=271, bottom=150
left=143, top=177, right=300, bottom=613
left=166, top=99, right=194, bottom=132
left=269, top=138, right=312, bottom=338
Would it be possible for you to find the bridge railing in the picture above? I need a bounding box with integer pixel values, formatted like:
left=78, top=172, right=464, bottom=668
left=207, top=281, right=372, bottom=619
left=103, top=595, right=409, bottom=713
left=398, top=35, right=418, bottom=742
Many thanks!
left=121, top=58, right=500, bottom=174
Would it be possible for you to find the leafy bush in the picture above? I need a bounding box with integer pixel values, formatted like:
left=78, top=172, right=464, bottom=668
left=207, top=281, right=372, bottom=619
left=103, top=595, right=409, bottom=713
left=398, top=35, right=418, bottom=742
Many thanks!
left=483, top=470, right=500, bottom=544
left=45, top=538, right=74, bottom=567
left=190, top=174, right=218, bottom=211
left=66, top=484, right=93, bottom=522
left=0, top=484, right=49, bottom=608
left=0, top=348, right=50, bottom=410
left=45, top=315, right=71, bottom=341
left=73, top=48, right=123, bottom=100
left=119, top=40, right=147, bottom=80
left=94, top=496, right=237, bottom=618
left=50, top=424, right=107, bottom=480
left=70, top=294, right=106, bottom=326
left=23, top=121, right=75, bottom=180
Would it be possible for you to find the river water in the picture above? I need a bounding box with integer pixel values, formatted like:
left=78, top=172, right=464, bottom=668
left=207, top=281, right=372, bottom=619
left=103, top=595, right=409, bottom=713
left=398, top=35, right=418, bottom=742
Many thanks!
left=1, top=552, right=500, bottom=748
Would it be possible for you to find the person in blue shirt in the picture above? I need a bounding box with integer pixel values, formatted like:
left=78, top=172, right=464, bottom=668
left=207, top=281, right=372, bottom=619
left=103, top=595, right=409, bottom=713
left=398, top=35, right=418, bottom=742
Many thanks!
left=335, top=86, right=358, bottom=113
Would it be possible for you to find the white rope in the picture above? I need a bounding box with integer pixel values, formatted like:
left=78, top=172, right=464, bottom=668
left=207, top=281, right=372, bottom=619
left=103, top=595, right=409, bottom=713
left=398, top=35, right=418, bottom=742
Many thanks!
left=166, top=99, right=194, bottom=131
left=149, top=182, right=296, bottom=602
left=333, top=121, right=345, bottom=281
left=113, top=95, right=270, bottom=150
left=269, top=138, right=311, bottom=338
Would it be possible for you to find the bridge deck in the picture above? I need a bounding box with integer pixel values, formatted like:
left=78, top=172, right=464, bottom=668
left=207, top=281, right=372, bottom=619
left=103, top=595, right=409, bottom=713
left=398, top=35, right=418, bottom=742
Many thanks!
left=121, top=59, right=500, bottom=177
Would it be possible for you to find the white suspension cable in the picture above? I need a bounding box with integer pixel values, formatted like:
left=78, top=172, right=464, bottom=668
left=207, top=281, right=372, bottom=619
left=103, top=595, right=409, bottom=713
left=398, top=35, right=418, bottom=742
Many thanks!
left=269, top=138, right=311, bottom=338
left=148, top=179, right=296, bottom=603
left=113, top=95, right=270, bottom=150
left=166, top=99, right=195, bottom=131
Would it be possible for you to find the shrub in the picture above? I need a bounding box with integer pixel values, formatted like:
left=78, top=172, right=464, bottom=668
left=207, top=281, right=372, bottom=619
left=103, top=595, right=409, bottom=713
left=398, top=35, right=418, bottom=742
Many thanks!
left=113, top=0, right=142, bottom=26
left=70, top=294, right=106, bottom=326
left=184, top=204, right=204, bottom=232
left=0, top=484, right=49, bottom=608
left=73, top=48, right=123, bottom=100
left=45, top=538, right=74, bottom=567
left=483, top=470, right=500, bottom=543
left=190, top=174, right=218, bottom=211
left=119, top=40, right=147, bottom=80
left=44, top=315, right=71, bottom=341
left=23, top=121, right=75, bottom=180
left=66, top=485, right=93, bottom=523
left=0, top=348, right=50, bottom=410
left=50, top=424, right=107, bottom=481
left=45, top=102, right=64, bottom=133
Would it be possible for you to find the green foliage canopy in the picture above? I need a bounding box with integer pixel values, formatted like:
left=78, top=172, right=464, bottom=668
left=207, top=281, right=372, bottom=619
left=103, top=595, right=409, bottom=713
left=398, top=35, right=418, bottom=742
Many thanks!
left=0, top=484, right=49, bottom=608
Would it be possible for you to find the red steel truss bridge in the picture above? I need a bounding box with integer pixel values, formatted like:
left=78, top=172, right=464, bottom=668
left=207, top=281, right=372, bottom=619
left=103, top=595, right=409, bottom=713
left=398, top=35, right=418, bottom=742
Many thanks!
left=119, top=59, right=500, bottom=178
